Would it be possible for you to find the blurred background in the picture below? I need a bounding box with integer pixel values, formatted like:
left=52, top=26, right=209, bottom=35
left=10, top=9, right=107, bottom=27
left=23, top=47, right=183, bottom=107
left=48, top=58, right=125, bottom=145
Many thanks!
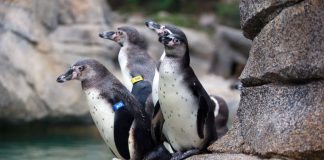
left=0, top=0, right=250, bottom=159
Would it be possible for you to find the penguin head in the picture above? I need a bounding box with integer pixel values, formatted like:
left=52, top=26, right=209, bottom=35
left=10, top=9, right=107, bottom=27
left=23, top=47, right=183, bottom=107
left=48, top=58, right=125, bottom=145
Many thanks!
left=145, top=20, right=186, bottom=39
left=57, top=59, right=109, bottom=83
left=99, top=26, right=147, bottom=49
left=145, top=20, right=172, bottom=37
left=159, top=34, right=188, bottom=58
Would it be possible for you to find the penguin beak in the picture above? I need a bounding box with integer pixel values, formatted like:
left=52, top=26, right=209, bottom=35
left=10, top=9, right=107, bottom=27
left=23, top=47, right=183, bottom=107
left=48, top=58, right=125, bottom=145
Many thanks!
left=56, top=67, right=80, bottom=83
left=99, top=31, right=116, bottom=40
left=145, top=19, right=161, bottom=30
left=144, top=20, right=167, bottom=36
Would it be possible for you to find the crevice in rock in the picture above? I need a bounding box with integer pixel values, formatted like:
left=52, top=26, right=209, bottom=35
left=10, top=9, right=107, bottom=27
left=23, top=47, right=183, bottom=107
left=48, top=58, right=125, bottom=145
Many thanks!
left=241, top=77, right=323, bottom=88
left=242, top=0, right=305, bottom=40
left=9, top=29, right=38, bottom=46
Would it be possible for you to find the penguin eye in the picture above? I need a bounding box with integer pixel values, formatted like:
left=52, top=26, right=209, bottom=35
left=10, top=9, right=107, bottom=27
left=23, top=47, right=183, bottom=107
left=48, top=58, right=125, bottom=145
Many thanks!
left=117, top=31, right=123, bottom=35
left=78, top=66, right=85, bottom=71
left=173, top=39, right=180, bottom=44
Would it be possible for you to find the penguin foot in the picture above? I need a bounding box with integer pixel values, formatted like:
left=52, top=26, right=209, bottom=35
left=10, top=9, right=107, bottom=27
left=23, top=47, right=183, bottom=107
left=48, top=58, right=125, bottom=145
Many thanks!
left=143, top=144, right=172, bottom=160
left=170, top=149, right=200, bottom=160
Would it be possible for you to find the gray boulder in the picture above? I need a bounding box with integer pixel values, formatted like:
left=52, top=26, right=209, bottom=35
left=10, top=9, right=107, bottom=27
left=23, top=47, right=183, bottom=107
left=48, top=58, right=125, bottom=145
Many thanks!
left=189, top=153, right=281, bottom=160
left=240, top=0, right=302, bottom=39
left=240, top=0, right=324, bottom=87
left=209, top=81, right=324, bottom=160
left=206, top=0, right=324, bottom=160
left=239, top=81, right=324, bottom=159
left=0, top=0, right=117, bottom=124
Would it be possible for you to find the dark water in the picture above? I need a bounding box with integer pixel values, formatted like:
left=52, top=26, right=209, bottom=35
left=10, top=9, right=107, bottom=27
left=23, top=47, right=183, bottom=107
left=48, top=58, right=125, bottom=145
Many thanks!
left=0, top=125, right=114, bottom=160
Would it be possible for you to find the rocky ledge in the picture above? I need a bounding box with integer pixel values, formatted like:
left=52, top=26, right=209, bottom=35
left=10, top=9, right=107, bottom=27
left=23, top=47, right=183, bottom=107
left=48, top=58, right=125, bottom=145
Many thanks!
left=192, top=0, right=324, bottom=159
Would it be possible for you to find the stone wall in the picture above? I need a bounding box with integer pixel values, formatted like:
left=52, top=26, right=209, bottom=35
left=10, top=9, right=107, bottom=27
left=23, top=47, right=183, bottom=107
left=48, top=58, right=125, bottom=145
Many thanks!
left=0, top=0, right=118, bottom=124
left=192, top=0, right=324, bottom=159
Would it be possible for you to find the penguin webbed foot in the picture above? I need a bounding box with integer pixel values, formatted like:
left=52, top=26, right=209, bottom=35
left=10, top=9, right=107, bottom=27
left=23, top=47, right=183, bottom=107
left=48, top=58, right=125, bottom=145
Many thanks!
left=143, top=144, right=172, bottom=160
left=170, top=149, right=200, bottom=160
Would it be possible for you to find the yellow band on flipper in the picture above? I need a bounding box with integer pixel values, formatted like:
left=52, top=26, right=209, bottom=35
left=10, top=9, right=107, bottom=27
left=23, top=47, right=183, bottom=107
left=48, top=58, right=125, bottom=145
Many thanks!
left=131, top=75, right=144, bottom=84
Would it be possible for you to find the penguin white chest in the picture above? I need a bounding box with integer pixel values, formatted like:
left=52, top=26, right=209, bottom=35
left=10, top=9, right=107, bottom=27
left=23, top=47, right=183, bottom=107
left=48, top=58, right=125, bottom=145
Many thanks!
left=159, top=62, right=204, bottom=151
left=84, top=89, right=123, bottom=159
left=152, top=69, right=159, bottom=105
left=118, top=47, right=133, bottom=91
left=152, top=50, right=166, bottom=105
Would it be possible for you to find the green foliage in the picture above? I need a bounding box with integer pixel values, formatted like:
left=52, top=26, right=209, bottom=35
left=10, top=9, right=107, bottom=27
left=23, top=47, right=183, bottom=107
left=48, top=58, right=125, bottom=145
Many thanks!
left=213, top=2, right=240, bottom=28
left=149, top=13, right=199, bottom=29
left=107, top=0, right=241, bottom=28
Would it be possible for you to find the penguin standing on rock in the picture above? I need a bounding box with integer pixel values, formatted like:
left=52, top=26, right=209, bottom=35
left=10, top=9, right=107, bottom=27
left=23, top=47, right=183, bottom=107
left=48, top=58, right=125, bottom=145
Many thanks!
left=56, top=59, right=155, bottom=160
left=99, top=26, right=156, bottom=115
left=145, top=20, right=229, bottom=140
left=157, top=32, right=223, bottom=159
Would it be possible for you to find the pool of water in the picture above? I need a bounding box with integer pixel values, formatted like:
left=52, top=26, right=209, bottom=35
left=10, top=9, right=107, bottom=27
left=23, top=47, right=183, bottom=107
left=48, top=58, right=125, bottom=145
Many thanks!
left=0, top=125, right=114, bottom=160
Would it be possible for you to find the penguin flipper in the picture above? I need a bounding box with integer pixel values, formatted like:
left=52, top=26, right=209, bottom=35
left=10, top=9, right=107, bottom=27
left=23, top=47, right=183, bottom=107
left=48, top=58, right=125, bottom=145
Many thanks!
left=151, top=101, right=165, bottom=142
left=197, top=95, right=209, bottom=139
left=113, top=108, right=134, bottom=159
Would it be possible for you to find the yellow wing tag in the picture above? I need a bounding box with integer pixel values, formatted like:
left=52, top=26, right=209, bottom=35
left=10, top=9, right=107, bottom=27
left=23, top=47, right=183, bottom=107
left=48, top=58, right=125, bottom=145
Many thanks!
left=131, top=75, right=144, bottom=84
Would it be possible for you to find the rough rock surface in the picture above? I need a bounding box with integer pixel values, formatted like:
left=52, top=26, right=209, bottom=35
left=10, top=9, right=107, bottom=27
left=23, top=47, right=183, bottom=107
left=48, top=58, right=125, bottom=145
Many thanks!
left=240, top=81, right=324, bottom=159
left=0, top=0, right=117, bottom=124
left=208, top=82, right=324, bottom=160
left=240, top=0, right=302, bottom=39
left=240, top=0, right=324, bottom=87
left=200, top=0, right=324, bottom=160
left=189, top=153, right=281, bottom=160
left=208, top=116, right=246, bottom=153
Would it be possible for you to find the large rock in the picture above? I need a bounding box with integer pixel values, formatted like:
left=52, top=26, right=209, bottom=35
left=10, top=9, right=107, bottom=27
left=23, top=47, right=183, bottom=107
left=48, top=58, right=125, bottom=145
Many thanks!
left=240, top=0, right=302, bottom=39
left=207, top=0, right=324, bottom=159
left=0, top=0, right=117, bottom=124
left=189, top=153, right=280, bottom=160
left=210, top=81, right=324, bottom=160
left=240, top=0, right=324, bottom=87
left=239, top=81, right=324, bottom=159
left=208, top=116, right=246, bottom=153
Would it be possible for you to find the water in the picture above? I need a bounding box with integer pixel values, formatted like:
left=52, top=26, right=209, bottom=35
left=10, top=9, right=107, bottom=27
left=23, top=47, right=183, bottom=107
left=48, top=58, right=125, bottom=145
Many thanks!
left=0, top=125, right=114, bottom=160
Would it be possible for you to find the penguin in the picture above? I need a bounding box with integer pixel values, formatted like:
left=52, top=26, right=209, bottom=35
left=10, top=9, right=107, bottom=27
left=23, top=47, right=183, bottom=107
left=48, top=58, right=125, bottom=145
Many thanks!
left=98, top=28, right=172, bottom=159
left=156, top=32, right=220, bottom=159
left=145, top=20, right=229, bottom=140
left=210, top=95, right=229, bottom=138
left=99, top=26, right=156, bottom=115
left=56, top=59, right=155, bottom=160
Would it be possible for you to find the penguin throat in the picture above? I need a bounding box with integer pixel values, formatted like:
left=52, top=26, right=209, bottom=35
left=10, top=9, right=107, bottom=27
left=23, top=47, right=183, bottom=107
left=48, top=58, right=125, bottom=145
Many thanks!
left=165, top=47, right=186, bottom=59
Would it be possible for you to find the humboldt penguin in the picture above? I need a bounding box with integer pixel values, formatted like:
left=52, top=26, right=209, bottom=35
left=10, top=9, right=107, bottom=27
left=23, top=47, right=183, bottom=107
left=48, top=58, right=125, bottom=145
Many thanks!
left=145, top=20, right=229, bottom=140
left=99, top=26, right=156, bottom=115
left=56, top=59, right=155, bottom=160
left=156, top=32, right=220, bottom=159
left=99, top=28, right=172, bottom=159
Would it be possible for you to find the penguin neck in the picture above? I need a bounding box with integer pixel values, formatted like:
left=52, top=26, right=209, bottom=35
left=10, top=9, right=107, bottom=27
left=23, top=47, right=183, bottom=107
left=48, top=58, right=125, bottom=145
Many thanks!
left=119, top=42, right=146, bottom=57
left=164, top=45, right=190, bottom=67
left=81, top=75, right=110, bottom=90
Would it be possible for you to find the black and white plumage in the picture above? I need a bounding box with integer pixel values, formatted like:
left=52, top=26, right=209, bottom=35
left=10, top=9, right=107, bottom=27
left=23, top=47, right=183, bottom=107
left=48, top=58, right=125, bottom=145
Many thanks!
left=158, top=33, right=216, bottom=151
left=56, top=59, right=155, bottom=160
left=99, top=26, right=156, bottom=115
left=145, top=20, right=229, bottom=142
left=100, top=26, right=172, bottom=160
